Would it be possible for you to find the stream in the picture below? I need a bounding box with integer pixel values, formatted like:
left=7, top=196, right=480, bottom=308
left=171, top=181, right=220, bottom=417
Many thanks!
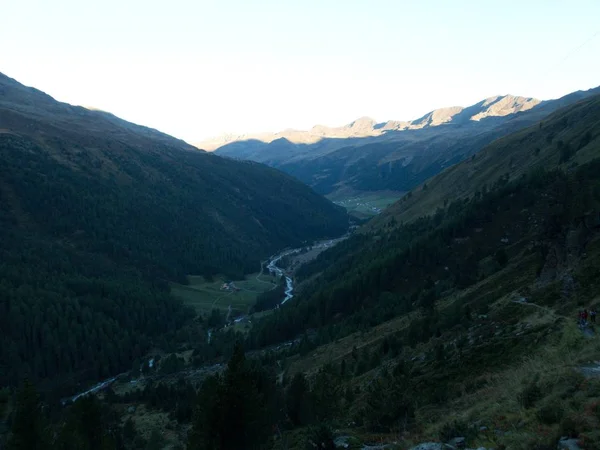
left=266, top=248, right=300, bottom=305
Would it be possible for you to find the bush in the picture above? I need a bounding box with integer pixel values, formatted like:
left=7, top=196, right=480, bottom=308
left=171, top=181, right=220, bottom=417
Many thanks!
left=439, top=419, right=470, bottom=442
left=536, top=400, right=564, bottom=424
left=518, top=379, right=543, bottom=409
left=559, top=416, right=580, bottom=439
left=306, top=424, right=335, bottom=450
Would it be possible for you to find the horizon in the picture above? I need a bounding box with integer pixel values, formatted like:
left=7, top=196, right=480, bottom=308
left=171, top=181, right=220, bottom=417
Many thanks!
left=2, top=0, right=599, bottom=142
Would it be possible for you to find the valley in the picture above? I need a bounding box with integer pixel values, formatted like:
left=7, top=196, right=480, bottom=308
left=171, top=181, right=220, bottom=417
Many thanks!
left=171, top=273, right=278, bottom=317
left=2, top=72, right=600, bottom=450
left=330, top=191, right=404, bottom=218
left=211, top=89, right=600, bottom=200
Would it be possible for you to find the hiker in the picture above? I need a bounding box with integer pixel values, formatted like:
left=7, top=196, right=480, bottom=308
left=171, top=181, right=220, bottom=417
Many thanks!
left=584, top=309, right=589, bottom=324
left=591, top=308, right=597, bottom=324
left=578, top=310, right=585, bottom=327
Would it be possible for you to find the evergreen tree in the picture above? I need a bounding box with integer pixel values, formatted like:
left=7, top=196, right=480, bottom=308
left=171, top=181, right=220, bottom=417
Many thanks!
left=188, top=342, right=273, bottom=450
left=285, top=373, right=311, bottom=426
left=7, top=381, right=49, bottom=450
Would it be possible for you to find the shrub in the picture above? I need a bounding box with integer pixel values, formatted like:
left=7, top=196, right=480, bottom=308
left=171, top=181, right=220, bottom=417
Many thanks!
left=439, top=419, right=470, bottom=442
left=536, top=400, right=564, bottom=424
left=559, top=416, right=580, bottom=438
left=519, top=379, right=543, bottom=409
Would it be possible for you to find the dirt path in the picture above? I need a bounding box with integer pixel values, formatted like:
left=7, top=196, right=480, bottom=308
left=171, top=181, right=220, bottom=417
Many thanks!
left=211, top=290, right=233, bottom=308
left=511, top=299, right=558, bottom=315
left=255, top=261, right=278, bottom=290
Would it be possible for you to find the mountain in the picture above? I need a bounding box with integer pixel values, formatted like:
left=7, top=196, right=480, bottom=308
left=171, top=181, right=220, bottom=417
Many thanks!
left=209, top=92, right=599, bottom=198
left=200, top=95, right=539, bottom=152
left=0, top=72, right=347, bottom=389
left=236, top=92, right=600, bottom=448
left=369, top=92, right=600, bottom=230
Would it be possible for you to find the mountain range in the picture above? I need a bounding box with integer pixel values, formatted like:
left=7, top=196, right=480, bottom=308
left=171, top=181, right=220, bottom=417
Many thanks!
left=198, top=94, right=540, bottom=152
left=207, top=90, right=599, bottom=197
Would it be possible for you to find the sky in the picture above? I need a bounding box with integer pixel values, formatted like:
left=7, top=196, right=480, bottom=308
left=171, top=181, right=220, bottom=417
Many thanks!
left=1, top=0, right=599, bottom=142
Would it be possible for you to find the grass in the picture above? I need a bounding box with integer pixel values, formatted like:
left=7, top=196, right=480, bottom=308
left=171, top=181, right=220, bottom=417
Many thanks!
left=329, top=191, right=402, bottom=217
left=171, top=272, right=278, bottom=316
left=121, top=403, right=184, bottom=449
left=280, top=234, right=600, bottom=449
left=423, top=321, right=600, bottom=450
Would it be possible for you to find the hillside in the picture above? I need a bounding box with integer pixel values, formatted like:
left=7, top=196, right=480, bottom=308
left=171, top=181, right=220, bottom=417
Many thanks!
left=369, top=93, right=600, bottom=231
left=210, top=91, right=599, bottom=199
left=226, top=94, right=600, bottom=449
left=0, top=72, right=347, bottom=390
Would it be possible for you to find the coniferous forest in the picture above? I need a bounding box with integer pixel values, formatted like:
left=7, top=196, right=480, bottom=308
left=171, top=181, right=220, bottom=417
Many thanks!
left=0, top=73, right=347, bottom=394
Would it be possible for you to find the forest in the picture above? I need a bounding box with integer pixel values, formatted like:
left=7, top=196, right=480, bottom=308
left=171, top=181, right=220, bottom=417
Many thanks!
left=0, top=80, right=347, bottom=393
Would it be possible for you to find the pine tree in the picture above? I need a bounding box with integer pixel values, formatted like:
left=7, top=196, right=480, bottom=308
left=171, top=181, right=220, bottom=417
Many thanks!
left=7, top=381, right=49, bottom=450
left=285, top=373, right=311, bottom=426
left=188, top=342, right=273, bottom=450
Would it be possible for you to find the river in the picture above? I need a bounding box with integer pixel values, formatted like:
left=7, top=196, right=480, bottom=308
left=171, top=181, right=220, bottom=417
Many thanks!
left=265, top=237, right=340, bottom=305
left=266, top=249, right=299, bottom=304
left=65, top=236, right=345, bottom=404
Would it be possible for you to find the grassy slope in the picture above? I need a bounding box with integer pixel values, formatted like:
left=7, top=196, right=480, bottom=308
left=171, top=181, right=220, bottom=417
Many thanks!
left=368, top=94, right=600, bottom=231
left=282, top=218, right=600, bottom=450
left=272, top=95, right=600, bottom=449
left=171, top=273, right=277, bottom=315
left=330, top=191, right=403, bottom=218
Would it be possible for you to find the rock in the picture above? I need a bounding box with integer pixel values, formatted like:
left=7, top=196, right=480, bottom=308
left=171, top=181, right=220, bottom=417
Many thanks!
left=127, top=406, right=136, bottom=413
left=362, top=444, right=397, bottom=450
left=410, top=444, right=443, bottom=450
left=557, top=438, right=581, bottom=450
left=362, top=446, right=394, bottom=450
left=449, top=437, right=466, bottom=449
left=479, top=426, right=488, bottom=432
left=334, top=436, right=351, bottom=449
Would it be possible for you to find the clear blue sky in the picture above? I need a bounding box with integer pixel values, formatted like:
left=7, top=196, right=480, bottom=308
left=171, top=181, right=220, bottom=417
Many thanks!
left=2, top=0, right=599, bottom=142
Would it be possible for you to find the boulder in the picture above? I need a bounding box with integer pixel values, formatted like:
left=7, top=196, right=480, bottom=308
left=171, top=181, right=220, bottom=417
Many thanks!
left=410, top=444, right=443, bottom=450
left=448, top=437, right=466, bottom=449
left=557, top=438, right=581, bottom=450
left=334, top=436, right=351, bottom=449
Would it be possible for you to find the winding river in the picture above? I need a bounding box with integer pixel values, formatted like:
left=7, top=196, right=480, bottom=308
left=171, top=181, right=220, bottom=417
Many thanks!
left=65, top=237, right=343, bottom=404
left=266, top=249, right=299, bottom=304
left=264, top=238, right=339, bottom=306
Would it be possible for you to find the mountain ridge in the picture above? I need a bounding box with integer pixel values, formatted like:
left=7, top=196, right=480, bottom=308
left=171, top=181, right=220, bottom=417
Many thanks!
left=198, top=94, right=540, bottom=151
left=210, top=88, right=599, bottom=198
left=368, top=91, right=600, bottom=231
left=0, top=72, right=200, bottom=153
